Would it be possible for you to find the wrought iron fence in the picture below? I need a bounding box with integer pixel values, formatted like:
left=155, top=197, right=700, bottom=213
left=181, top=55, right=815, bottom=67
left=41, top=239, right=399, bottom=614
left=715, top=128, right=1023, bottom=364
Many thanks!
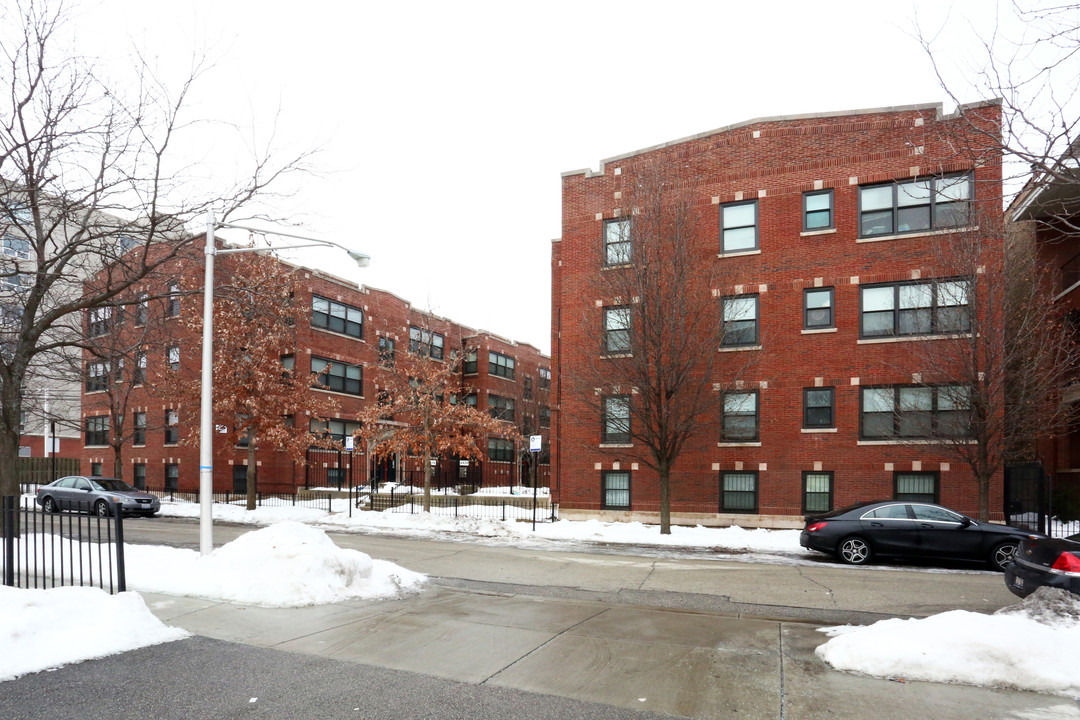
left=1, top=496, right=126, bottom=593
left=140, top=484, right=334, bottom=512
left=371, top=486, right=557, bottom=525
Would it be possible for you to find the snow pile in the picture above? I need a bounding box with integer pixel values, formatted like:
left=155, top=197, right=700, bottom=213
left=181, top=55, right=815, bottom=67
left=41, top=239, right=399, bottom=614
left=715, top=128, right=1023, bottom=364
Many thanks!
left=0, top=585, right=188, bottom=682
left=816, top=587, right=1080, bottom=698
left=126, top=521, right=426, bottom=606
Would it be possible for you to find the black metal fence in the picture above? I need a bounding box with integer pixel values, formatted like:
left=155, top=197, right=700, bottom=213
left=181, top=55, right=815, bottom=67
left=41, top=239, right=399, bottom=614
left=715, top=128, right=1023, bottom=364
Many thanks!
left=1, top=496, right=126, bottom=593
left=139, top=484, right=334, bottom=513
left=369, top=486, right=557, bottom=526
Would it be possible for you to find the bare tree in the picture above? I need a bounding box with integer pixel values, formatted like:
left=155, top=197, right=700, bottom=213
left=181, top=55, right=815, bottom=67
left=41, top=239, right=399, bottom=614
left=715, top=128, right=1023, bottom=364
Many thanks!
left=568, top=167, right=755, bottom=534
left=357, top=342, right=512, bottom=512
left=0, top=1, right=313, bottom=499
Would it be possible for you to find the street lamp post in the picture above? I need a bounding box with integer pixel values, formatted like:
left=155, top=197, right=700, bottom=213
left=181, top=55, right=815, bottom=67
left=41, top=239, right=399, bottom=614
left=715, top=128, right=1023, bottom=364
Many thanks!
left=198, top=209, right=370, bottom=555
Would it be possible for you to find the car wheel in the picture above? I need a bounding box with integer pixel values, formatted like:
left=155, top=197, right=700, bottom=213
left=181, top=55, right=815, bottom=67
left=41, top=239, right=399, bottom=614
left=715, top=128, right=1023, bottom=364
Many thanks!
left=42, top=496, right=59, bottom=513
left=838, top=536, right=873, bottom=565
left=991, top=541, right=1018, bottom=571
left=94, top=500, right=111, bottom=517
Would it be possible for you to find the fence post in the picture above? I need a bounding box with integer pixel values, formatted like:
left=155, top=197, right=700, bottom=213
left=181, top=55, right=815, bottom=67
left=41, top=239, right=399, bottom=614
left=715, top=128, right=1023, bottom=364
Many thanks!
left=2, top=496, right=15, bottom=588
left=501, top=501, right=506, bottom=522
left=112, top=501, right=126, bottom=593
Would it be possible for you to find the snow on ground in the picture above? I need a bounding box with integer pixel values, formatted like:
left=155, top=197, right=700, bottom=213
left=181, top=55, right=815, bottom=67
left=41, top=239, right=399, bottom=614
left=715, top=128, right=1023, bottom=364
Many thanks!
left=0, top=521, right=425, bottom=682
left=0, top=585, right=189, bottom=682
left=816, top=588, right=1080, bottom=699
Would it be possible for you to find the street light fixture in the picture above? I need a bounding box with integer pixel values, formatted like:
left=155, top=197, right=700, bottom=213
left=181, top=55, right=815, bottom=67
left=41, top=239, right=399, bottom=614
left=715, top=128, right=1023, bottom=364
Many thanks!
left=198, top=210, right=370, bottom=555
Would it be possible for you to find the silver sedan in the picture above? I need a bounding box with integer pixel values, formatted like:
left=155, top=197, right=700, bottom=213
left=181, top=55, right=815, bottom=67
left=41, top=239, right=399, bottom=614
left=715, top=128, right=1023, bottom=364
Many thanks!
left=36, top=476, right=161, bottom=517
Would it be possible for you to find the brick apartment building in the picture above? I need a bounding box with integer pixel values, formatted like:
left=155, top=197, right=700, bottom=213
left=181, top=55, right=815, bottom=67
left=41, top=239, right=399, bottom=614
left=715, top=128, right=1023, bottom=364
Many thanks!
left=551, top=102, right=1005, bottom=528
left=79, top=242, right=551, bottom=494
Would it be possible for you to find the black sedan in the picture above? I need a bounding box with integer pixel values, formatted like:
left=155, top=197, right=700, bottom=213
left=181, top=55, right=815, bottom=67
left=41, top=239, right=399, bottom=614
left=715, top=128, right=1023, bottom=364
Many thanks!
left=800, top=500, right=1040, bottom=570
left=1004, top=535, right=1080, bottom=598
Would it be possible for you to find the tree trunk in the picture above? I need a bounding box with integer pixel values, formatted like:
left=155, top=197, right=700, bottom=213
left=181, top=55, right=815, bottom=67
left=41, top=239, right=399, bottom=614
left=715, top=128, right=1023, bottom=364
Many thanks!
left=246, top=440, right=258, bottom=511
left=0, top=379, right=22, bottom=498
left=659, top=462, right=671, bottom=535
left=113, top=443, right=124, bottom=481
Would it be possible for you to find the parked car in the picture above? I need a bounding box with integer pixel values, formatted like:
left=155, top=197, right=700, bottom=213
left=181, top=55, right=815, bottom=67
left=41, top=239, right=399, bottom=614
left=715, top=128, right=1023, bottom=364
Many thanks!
left=800, top=500, right=1040, bottom=570
left=36, top=476, right=160, bottom=517
left=1004, top=535, right=1080, bottom=598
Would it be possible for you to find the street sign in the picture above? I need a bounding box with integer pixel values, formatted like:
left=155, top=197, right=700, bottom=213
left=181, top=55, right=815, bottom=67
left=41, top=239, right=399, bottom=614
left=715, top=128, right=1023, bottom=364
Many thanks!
left=529, top=434, right=542, bottom=453
left=459, top=459, right=470, bottom=467
left=345, top=436, right=354, bottom=451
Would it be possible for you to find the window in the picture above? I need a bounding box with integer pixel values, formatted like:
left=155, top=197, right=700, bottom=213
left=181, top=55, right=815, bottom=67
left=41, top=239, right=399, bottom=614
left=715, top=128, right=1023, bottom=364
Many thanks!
left=309, top=418, right=361, bottom=444
left=721, top=295, right=759, bottom=346
left=114, top=357, right=124, bottom=384
left=488, top=437, right=514, bottom=462
left=462, top=350, right=478, bottom=374
left=87, top=307, right=114, bottom=337
left=85, top=416, right=109, bottom=446
left=602, top=471, right=630, bottom=509
left=117, top=235, right=139, bottom=255
left=90, top=462, right=102, bottom=477
left=311, top=356, right=363, bottom=396
left=540, top=406, right=551, bottom=428
left=489, top=394, right=515, bottom=422
left=1, top=272, right=29, bottom=290
left=539, top=367, right=551, bottom=391
left=165, top=463, right=179, bottom=492
left=603, top=217, right=632, bottom=266
left=165, top=409, right=179, bottom=445
left=409, top=326, right=445, bottom=359
left=860, top=385, right=971, bottom=439
left=803, top=472, right=833, bottom=513
left=86, top=361, right=109, bottom=393
left=603, top=306, right=631, bottom=354
left=720, top=201, right=758, bottom=253
left=132, top=463, right=146, bottom=490
left=523, top=377, right=533, bottom=400
left=895, top=472, right=938, bottom=503
left=722, top=392, right=758, bottom=441
left=135, top=293, right=148, bottom=326
left=804, top=288, right=834, bottom=330
left=378, top=337, right=396, bottom=366
left=860, top=279, right=971, bottom=338
left=803, top=388, right=835, bottom=429
left=1, top=234, right=30, bottom=260
left=601, top=395, right=630, bottom=444
left=859, top=174, right=972, bottom=238
left=803, top=190, right=833, bottom=231
left=489, top=351, right=515, bottom=380
left=133, top=412, right=146, bottom=445
left=134, top=352, right=146, bottom=385
left=280, top=354, right=295, bottom=378
left=167, top=345, right=180, bottom=371
left=720, top=471, right=757, bottom=512
left=166, top=283, right=180, bottom=317
left=311, top=295, right=364, bottom=339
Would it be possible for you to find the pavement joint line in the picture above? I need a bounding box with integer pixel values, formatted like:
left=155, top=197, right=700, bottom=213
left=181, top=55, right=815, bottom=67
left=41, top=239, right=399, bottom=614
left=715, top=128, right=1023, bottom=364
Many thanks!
left=477, top=605, right=613, bottom=686
left=778, top=623, right=786, bottom=720
left=429, top=576, right=898, bottom=626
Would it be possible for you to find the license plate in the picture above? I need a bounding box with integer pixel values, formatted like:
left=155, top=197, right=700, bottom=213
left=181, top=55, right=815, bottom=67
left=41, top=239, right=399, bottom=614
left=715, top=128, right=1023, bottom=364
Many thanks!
left=1012, top=577, right=1024, bottom=589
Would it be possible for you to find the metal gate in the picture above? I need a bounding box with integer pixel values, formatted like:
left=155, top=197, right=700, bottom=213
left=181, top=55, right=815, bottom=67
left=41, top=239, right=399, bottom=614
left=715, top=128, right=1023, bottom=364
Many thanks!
left=305, top=448, right=366, bottom=490
left=1004, top=462, right=1046, bottom=534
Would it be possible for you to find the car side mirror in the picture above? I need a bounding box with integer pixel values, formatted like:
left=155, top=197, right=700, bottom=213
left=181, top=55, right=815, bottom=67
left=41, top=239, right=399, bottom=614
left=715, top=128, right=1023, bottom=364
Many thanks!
left=959, top=517, right=972, bottom=528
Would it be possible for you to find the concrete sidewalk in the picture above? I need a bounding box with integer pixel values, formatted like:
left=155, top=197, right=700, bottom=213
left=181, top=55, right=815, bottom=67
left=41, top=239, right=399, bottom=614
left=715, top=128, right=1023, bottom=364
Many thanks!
left=143, top=582, right=1079, bottom=720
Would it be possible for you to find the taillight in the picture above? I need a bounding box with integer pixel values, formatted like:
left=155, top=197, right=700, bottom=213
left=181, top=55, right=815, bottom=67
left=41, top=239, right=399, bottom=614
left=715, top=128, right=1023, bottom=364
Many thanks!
left=805, top=522, right=829, bottom=533
left=1051, top=552, right=1080, bottom=574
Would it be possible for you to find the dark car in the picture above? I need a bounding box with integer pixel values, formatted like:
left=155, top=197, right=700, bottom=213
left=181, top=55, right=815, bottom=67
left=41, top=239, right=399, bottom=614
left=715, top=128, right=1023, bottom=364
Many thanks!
left=36, top=476, right=160, bottom=517
left=1004, top=535, right=1080, bottom=598
left=800, top=500, right=1040, bottom=570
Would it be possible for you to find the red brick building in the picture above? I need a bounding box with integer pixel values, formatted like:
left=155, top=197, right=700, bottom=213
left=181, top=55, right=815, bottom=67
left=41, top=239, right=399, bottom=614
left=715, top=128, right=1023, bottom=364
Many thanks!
left=79, top=243, right=550, bottom=493
left=552, top=102, right=1005, bottom=528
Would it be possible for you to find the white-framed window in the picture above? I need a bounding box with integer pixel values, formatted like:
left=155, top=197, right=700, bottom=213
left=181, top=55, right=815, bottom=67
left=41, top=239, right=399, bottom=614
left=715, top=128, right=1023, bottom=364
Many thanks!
left=2, top=234, right=30, bottom=260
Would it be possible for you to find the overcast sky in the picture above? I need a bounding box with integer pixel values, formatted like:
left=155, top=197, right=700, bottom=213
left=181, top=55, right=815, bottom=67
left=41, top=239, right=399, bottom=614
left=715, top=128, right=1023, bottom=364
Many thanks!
left=59, top=0, right=1031, bottom=355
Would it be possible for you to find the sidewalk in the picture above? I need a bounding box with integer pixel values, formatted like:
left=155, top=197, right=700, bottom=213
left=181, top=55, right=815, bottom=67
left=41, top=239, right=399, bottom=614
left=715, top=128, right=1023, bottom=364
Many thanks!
left=135, top=534, right=1080, bottom=720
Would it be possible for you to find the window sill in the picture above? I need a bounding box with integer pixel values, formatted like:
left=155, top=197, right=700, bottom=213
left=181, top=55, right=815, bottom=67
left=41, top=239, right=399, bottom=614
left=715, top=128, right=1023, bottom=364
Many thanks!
left=312, top=388, right=365, bottom=399
left=601, top=353, right=633, bottom=359
left=857, top=438, right=977, bottom=446
left=717, top=249, right=761, bottom=259
left=800, top=228, right=836, bottom=237
left=856, top=226, right=978, bottom=244
left=718, top=345, right=761, bottom=353
left=311, top=326, right=366, bottom=343
left=802, top=428, right=837, bottom=433
left=801, top=327, right=837, bottom=335
left=717, top=441, right=761, bottom=447
left=602, top=263, right=633, bottom=271
left=857, top=333, right=972, bottom=345
left=599, top=443, right=633, bottom=448
left=84, top=444, right=109, bottom=448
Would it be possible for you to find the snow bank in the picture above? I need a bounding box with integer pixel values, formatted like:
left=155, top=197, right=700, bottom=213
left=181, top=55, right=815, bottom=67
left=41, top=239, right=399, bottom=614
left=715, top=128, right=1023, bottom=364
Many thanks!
left=816, top=587, right=1080, bottom=698
left=0, top=585, right=188, bottom=682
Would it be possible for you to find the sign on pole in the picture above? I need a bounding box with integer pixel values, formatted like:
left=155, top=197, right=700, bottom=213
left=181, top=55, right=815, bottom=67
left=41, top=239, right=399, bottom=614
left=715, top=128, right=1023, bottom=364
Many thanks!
left=529, top=434, right=542, bottom=453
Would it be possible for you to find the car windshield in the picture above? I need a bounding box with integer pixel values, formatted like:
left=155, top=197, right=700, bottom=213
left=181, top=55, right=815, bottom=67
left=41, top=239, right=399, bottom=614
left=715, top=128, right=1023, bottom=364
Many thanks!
left=90, top=478, right=134, bottom=492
